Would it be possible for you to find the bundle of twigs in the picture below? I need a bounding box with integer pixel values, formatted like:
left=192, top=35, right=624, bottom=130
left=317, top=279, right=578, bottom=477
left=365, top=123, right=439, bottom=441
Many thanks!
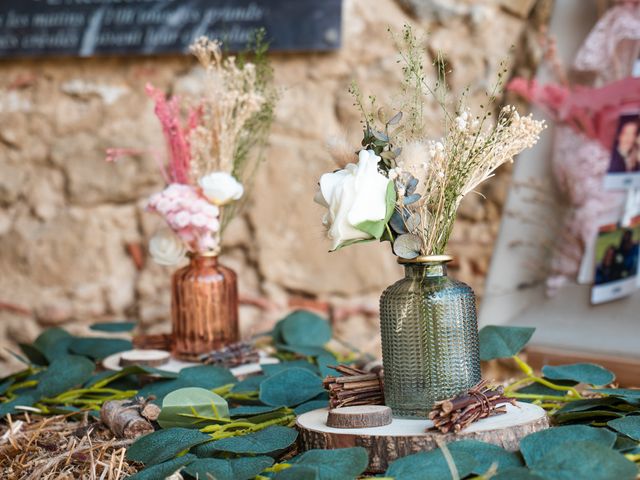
left=323, top=365, right=384, bottom=409
left=428, top=380, right=516, bottom=433
left=198, top=341, right=260, bottom=367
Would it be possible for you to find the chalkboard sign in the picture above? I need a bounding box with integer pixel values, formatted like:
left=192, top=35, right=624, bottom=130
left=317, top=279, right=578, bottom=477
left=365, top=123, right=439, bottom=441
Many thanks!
left=0, top=0, right=342, bottom=58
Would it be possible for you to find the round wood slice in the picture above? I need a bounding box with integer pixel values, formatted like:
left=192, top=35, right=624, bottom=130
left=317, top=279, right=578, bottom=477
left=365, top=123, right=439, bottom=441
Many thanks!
left=327, top=406, right=392, bottom=429
left=119, top=349, right=171, bottom=367
left=297, top=402, right=549, bottom=473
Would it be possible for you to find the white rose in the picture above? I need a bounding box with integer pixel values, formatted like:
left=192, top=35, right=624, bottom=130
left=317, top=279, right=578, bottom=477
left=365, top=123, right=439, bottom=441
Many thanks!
left=315, top=149, right=393, bottom=250
left=149, top=231, right=187, bottom=266
left=199, top=172, right=244, bottom=205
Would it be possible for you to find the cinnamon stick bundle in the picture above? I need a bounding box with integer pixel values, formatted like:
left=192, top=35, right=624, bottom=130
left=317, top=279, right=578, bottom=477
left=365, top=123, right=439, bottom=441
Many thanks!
left=323, top=365, right=385, bottom=409
left=427, top=380, right=515, bottom=434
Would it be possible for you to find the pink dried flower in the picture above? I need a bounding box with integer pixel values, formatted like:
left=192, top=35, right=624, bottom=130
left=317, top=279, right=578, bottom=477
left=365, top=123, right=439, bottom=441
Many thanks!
left=147, top=183, right=221, bottom=254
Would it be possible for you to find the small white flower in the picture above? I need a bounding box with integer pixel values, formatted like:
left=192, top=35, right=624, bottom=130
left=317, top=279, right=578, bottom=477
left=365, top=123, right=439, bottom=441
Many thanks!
left=199, top=172, right=244, bottom=205
left=149, top=230, right=187, bottom=266
left=190, top=213, right=208, bottom=227
left=173, top=211, right=191, bottom=228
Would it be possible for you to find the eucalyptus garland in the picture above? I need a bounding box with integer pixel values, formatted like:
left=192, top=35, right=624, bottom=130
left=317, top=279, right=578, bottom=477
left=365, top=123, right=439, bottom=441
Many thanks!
left=1, top=312, right=639, bottom=479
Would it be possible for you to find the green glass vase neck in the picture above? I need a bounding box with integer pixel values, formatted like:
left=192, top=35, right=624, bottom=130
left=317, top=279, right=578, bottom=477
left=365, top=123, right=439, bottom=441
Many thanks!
left=404, top=262, right=447, bottom=278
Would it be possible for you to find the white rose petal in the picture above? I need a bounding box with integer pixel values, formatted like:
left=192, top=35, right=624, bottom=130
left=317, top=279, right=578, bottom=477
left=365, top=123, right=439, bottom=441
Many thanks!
left=315, top=149, right=392, bottom=250
left=149, top=231, right=187, bottom=266
left=199, top=172, right=244, bottom=205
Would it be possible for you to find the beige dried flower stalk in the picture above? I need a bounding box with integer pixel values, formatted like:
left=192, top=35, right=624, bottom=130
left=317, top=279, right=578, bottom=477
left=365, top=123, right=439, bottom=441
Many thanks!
left=188, top=37, right=266, bottom=182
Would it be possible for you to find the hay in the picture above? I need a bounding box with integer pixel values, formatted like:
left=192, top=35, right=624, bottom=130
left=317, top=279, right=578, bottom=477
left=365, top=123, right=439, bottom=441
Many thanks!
left=0, top=412, right=140, bottom=480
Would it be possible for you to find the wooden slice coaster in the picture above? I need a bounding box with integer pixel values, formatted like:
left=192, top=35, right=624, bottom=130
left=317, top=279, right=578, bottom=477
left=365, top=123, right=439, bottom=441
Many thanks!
left=327, top=406, right=392, bottom=429
left=297, top=402, right=549, bottom=473
left=119, top=349, right=171, bottom=367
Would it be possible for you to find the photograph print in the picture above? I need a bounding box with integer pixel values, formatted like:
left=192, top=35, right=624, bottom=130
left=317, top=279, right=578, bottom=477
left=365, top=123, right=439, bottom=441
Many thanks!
left=591, top=217, right=640, bottom=304
left=604, top=113, right=640, bottom=190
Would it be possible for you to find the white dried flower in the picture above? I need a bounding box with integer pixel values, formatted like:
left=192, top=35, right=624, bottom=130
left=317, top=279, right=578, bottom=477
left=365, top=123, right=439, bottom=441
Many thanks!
left=149, top=230, right=187, bottom=266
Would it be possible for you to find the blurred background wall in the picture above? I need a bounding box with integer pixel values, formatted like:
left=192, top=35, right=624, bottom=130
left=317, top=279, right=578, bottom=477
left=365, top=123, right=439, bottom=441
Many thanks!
left=0, top=0, right=552, bottom=372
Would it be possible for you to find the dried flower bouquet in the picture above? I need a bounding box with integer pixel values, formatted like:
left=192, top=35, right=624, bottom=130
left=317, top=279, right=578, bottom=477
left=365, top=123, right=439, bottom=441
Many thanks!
left=315, top=26, right=545, bottom=258
left=109, top=34, right=275, bottom=265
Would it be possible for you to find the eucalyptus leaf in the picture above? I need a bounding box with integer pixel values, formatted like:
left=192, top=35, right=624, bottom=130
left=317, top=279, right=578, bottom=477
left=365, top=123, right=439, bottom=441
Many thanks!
left=183, top=456, right=274, bottom=480
left=491, top=467, right=546, bottom=480
left=36, top=354, right=95, bottom=398
left=205, top=426, right=297, bottom=455
left=262, top=360, right=318, bottom=376
left=478, top=325, right=535, bottom=360
left=516, top=379, right=578, bottom=402
left=18, top=343, right=48, bottom=366
left=277, top=447, right=369, bottom=480
left=405, top=176, right=419, bottom=195
left=316, top=350, right=338, bottom=378
left=295, top=399, right=329, bottom=415
left=405, top=212, right=421, bottom=232
left=532, top=441, right=637, bottom=480
left=178, top=365, right=236, bottom=389
left=520, top=425, right=616, bottom=467
left=259, top=367, right=324, bottom=407
left=231, top=374, right=265, bottom=393
left=127, top=454, right=196, bottom=480
left=126, top=428, right=211, bottom=465
left=0, top=392, right=37, bottom=417
left=69, top=337, right=132, bottom=360
left=385, top=449, right=475, bottom=480
left=280, top=311, right=332, bottom=348
left=390, top=210, right=408, bottom=234
left=90, top=321, right=136, bottom=332
left=275, top=343, right=331, bottom=357
left=230, top=405, right=283, bottom=417
left=448, top=440, right=522, bottom=474
left=387, top=111, right=403, bottom=125
left=393, top=234, right=421, bottom=259
left=591, top=388, right=640, bottom=402
left=371, top=129, right=389, bottom=142
left=608, top=416, right=640, bottom=441
left=34, top=327, right=72, bottom=362
left=403, top=193, right=421, bottom=205
left=158, top=387, right=230, bottom=429
left=542, top=363, right=615, bottom=386
left=553, top=397, right=619, bottom=416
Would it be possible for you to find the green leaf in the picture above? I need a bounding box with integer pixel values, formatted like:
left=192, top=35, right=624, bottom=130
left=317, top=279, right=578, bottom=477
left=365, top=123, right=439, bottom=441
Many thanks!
left=178, top=365, right=237, bottom=388
left=276, top=343, right=330, bottom=357
left=393, top=233, right=421, bottom=259
left=354, top=181, right=396, bottom=240
left=316, top=351, right=338, bottom=378
left=387, top=111, right=403, bottom=126
left=385, top=449, right=475, bottom=480
left=478, top=325, right=535, bottom=360
left=34, top=327, right=72, bottom=362
left=608, top=416, right=640, bottom=441
left=554, top=397, right=621, bottom=415
left=516, top=379, right=576, bottom=402
left=158, top=387, right=230, bottom=429
left=18, top=343, right=48, bottom=366
left=89, top=321, right=136, bottom=332
left=448, top=440, right=522, bottom=474
left=491, top=467, right=547, bottom=480
left=0, top=393, right=37, bottom=417
left=126, top=428, right=211, bottom=465
left=183, top=456, right=274, bottom=480
left=532, top=441, right=637, bottom=480
left=280, top=311, right=332, bottom=348
left=231, top=374, right=265, bottom=393
left=542, top=363, right=615, bottom=386
left=295, top=399, right=329, bottom=415
left=69, top=337, right=132, bottom=360
left=591, top=388, right=640, bottom=403
left=126, top=454, right=195, bottom=480
left=230, top=405, right=283, bottom=417
left=276, top=447, right=369, bottom=480
left=262, top=360, right=318, bottom=376
left=205, top=426, right=297, bottom=455
left=36, top=354, right=95, bottom=397
left=553, top=410, right=624, bottom=424
left=520, top=425, right=616, bottom=467
left=259, top=368, right=324, bottom=407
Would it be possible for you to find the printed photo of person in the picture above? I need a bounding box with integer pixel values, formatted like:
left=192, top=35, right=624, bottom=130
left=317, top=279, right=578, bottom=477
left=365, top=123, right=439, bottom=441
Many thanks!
left=604, top=113, right=640, bottom=190
left=592, top=220, right=640, bottom=304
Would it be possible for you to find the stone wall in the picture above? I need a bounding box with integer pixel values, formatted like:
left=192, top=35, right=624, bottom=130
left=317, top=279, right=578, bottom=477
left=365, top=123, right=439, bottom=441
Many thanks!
left=0, top=0, right=550, bottom=372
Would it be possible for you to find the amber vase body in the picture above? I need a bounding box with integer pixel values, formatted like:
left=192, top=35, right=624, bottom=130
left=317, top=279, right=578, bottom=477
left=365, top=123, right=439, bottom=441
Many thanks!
left=171, top=255, right=238, bottom=360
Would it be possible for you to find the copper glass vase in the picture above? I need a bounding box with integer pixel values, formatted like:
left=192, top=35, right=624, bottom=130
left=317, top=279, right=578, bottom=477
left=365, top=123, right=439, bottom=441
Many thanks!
left=171, top=253, right=239, bottom=360
left=379, top=255, right=481, bottom=417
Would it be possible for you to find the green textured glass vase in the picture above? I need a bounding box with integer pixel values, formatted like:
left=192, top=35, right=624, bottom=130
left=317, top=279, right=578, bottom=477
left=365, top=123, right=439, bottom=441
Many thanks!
left=379, top=255, right=481, bottom=417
